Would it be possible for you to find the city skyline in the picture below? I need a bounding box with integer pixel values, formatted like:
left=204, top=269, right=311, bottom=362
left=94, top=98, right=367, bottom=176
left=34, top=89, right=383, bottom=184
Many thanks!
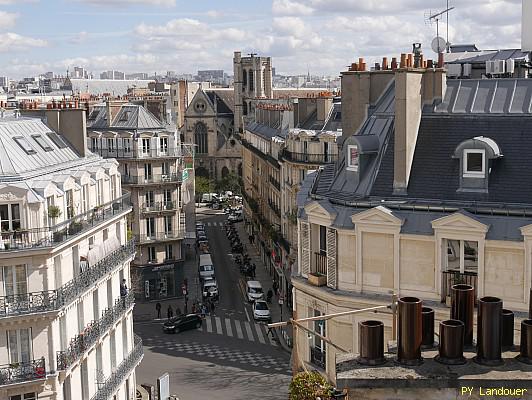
left=0, top=0, right=523, bottom=79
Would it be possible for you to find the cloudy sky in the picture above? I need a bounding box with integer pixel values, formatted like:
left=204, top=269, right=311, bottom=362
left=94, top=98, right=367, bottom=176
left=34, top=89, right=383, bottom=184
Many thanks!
left=0, top=0, right=524, bottom=79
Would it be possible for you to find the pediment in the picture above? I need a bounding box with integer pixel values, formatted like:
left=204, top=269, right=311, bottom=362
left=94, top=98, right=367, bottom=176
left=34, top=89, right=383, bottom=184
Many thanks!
left=351, top=206, right=403, bottom=226
left=431, top=211, right=489, bottom=233
left=185, top=89, right=216, bottom=118
left=0, top=185, right=28, bottom=201
left=520, top=223, right=532, bottom=237
left=304, top=201, right=337, bottom=221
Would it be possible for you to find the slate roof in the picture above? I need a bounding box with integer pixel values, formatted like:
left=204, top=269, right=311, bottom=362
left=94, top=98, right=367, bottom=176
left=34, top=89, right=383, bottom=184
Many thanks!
left=205, top=90, right=234, bottom=114
left=445, top=49, right=529, bottom=64
left=87, top=104, right=164, bottom=131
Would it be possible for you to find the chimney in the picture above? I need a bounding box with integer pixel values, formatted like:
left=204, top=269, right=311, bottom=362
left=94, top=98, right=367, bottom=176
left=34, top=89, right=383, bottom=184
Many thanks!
left=397, top=296, right=423, bottom=365
left=518, top=319, right=532, bottom=364
left=451, top=284, right=474, bottom=346
left=382, top=57, right=388, bottom=70
left=357, top=320, right=386, bottom=365
left=421, top=307, right=435, bottom=348
left=476, top=296, right=503, bottom=366
left=45, top=108, right=88, bottom=157
left=502, top=309, right=515, bottom=350
left=436, top=320, right=466, bottom=365
left=316, top=96, right=333, bottom=123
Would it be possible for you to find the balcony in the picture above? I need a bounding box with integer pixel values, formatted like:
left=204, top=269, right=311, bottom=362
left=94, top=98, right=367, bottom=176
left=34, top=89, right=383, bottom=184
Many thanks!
left=57, top=292, right=135, bottom=371
left=140, top=201, right=179, bottom=213
left=268, top=200, right=281, bottom=218
left=0, top=240, right=136, bottom=317
left=280, top=149, right=338, bottom=165
left=0, top=358, right=46, bottom=387
left=310, top=347, right=326, bottom=370
left=137, top=229, right=185, bottom=244
left=90, top=335, right=143, bottom=400
left=441, top=269, right=478, bottom=303
left=269, top=176, right=280, bottom=191
left=93, top=147, right=182, bottom=159
left=0, top=193, right=131, bottom=252
left=313, top=252, right=327, bottom=275
left=121, top=174, right=182, bottom=186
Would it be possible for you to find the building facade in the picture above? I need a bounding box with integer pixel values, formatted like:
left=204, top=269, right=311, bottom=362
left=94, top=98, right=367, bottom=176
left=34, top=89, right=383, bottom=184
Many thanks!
left=0, top=109, right=141, bottom=400
left=294, top=61, right=532, bottom=382
left=87, top=102, right=188, bottom=301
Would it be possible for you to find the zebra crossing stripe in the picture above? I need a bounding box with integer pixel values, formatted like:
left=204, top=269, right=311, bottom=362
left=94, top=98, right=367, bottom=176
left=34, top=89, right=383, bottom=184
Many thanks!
left=205, top=317, right=213, bottom=333
left=243, top=321, right=254, bottom=341
left=225, top=318, right=234, bottom=337
left=215, top=317, right=223, bottom=335
left=234, top=319, right=244, bottom=339
left=254, top=324, right=266, bottom=344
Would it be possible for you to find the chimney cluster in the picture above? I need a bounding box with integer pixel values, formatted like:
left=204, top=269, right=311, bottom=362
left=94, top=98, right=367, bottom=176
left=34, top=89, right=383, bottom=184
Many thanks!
left=356, top=287, right=532, bottom=366
left=347, top=53, right=441, bottom=73
left=46, top=100, right=81, bottom=110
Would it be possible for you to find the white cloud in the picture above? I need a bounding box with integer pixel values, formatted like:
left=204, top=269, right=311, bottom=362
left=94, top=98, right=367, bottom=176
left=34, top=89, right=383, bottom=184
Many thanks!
left=0, top=11, right=17, bottom=30
left=77, top=0, right=176, bottom=6
left=0, top=32, right=47, bottom=52
left=272, top=0, right=313, bottom=16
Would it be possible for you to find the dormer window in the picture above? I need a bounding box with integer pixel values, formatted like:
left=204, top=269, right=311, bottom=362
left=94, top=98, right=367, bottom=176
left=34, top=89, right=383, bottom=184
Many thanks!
left=347, top=145, right=359, bottom=171
left=463, top=149, right=485, bottom=178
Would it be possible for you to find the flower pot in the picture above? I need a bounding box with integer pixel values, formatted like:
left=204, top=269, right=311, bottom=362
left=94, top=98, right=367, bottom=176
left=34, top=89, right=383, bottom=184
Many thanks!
left=308, top=273, right=327, bottom=287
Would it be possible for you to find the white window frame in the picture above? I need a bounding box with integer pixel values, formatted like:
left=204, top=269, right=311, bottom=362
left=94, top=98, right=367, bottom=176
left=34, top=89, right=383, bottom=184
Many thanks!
left=346, top=145, right=359, bottom=172
left=123, top=138, right=131, bottom=153
left=443, top=238, right=479, bottom=274
left=463, top=149, right=485, bottom=178
left=7, top=328, right=32, bottom=364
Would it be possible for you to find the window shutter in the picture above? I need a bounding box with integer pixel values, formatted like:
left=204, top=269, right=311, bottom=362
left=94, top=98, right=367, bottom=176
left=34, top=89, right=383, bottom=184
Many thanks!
left=300, top=221, right=310, bottom=277
left=326, top=227, right=337, bottom=289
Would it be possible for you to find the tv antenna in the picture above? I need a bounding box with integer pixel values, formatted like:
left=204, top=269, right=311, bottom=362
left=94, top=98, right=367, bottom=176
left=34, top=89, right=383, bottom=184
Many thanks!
left=426, top=3, right=454, bottom=53
left=248, top=52, right=257, bottom=57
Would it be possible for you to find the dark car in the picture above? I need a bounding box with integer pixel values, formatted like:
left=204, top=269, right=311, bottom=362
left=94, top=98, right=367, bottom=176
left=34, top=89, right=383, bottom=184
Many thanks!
left=163, top=314, right=203, bottom=333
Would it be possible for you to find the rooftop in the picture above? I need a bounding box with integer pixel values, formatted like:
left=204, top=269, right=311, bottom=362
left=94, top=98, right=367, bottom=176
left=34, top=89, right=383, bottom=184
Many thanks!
left=87, top=103, right=165, bottom=131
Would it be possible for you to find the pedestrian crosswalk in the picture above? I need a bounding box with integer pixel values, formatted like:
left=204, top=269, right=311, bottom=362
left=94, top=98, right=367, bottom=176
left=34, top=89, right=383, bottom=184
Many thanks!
left=198, top=315, right=277, bottom=346
left=204, top=221, right=224, bottom=227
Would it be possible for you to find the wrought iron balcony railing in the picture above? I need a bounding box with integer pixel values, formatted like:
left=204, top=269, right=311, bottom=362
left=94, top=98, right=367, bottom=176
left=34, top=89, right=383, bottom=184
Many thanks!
left=313, top=252, right=327, bottom=276
left=268, top=200, right=281, bottom=218
left=0, top=358, right=46, bottom=387
left=269, top=176, right=280, bottom=191
left=310, top=347, right=326, bottom=369
left=90, top=335, right=143, bottom=400
left=137, top=229, right=185, bottom=244
left=121, top=174, right=182, bottom=185
left=57, top=292, right=135, bottom=371
left=0, top=240, right=136, bottom=317
left=140, top=201, right=178, bottom=213
left=280, top=149, right=338, bottom=164
left=0, top=193, right=131, bottom=252
left=441, top=269, right=478, bottom=303
left=92, top=147, right=182, bottom=159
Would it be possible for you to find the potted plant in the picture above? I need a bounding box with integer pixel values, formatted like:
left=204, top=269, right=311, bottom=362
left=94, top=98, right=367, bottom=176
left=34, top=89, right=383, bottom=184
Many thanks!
left=289, top=371, right=334, bottom=400
left=53, top=229, right=66, bottom=243
left=48, top=205, right=62, bottom=220
left=68, top=221, right=83, bottom=235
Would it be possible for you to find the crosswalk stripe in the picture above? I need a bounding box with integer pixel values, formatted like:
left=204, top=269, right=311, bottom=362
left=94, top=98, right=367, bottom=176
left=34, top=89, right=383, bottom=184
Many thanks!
left=234, top=319, right=244, bottom=339
left=243, top=321, right=254, bottom=341
left=254, top=323, right=266, bottom=344
left=205, top=317, right=213, bottom=333
left=225, top=318, right=233, bottom=337
left=215, top=317, right=223, bottom=335
left=266, top=327, right=277, bottom=346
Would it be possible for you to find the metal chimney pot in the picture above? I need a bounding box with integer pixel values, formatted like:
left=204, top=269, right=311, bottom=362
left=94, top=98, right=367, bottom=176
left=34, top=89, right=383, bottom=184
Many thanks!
left=357, top=320, right=386, bottom=366
left=435, top=319, right=466, bottom=365
left=518, top=319, right=532, bottom=365
left=475, top=296, right=503, bottom=366
left=397, top=297, right=423, bottom=365
left=502, top=309, right=514, bottom=349
left=451, top=284, right=474, bottom=346
left=421, top=307, right=435, bottom=348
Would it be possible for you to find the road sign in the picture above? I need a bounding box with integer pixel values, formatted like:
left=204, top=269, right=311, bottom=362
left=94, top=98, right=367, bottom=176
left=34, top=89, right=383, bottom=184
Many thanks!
left=278, top=298, right=284, bottom=305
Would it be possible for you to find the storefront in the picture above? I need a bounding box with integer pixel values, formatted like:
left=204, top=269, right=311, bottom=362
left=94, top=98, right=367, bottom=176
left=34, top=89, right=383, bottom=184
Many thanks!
left=139, top=261, right=184, bottom=301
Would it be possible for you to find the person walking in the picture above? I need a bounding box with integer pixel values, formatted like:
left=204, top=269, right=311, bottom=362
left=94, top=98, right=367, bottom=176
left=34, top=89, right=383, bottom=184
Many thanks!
left=210, top=300, right=216, bottom=316
left=156, top=302, right=161, bottom=319
left=167, top=305, right=173, bottom=320
left=272, top=280, right=279, bottom=296
left=251, top=263, right=256, bottom=279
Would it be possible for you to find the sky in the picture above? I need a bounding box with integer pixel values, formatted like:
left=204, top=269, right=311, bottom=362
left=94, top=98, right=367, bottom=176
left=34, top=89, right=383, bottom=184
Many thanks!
left=0, top=0, right=524, bottom=79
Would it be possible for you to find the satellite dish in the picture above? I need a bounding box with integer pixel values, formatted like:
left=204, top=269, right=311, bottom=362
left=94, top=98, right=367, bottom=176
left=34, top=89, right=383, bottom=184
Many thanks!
left=431, top=36, right=447, bottom=53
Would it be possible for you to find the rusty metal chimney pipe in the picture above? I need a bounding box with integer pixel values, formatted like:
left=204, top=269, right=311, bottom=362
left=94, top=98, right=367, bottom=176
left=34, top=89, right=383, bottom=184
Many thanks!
left=436, top=319, right=466, bottom=365
left=502, top=309, right=514, bottom=349
left=518, top=319, right=532, bottom=364
left=397, top=297, right=423, bottom=365
left=475, top=296, right=503, bottom=366
left=357, top=320, right=386, bottom=366
left=451, top=284, right=474, bottom=346
left=422, top=307, right=435, bottom=348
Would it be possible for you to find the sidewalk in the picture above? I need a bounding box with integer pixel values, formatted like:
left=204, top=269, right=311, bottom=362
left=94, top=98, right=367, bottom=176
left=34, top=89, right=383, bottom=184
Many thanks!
left=234, top=221, right=294, bottom=354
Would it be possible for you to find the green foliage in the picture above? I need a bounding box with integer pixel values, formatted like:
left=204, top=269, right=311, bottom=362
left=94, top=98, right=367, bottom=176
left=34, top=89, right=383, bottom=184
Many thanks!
left=248, top=198, right=259, bottom=213
left=289, top=371, right=334, bottom=400
left=47, top=205, right=62, bottom=219
left=216, top=172, right=241, bottom=194
left=195, top=176, right=215, bottom=197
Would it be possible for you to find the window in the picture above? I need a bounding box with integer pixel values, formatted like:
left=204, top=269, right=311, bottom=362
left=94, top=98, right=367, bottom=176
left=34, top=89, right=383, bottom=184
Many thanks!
left=119, top=111, right=130, bottom=121
left=445, top=239, right=478, bottom=273
left=103, top=228, right=108, bottom=241
left=107, top=138, right=115, bottom=152
left=160, top=137, right=169, bottom=154
left=7, top=328, right=32, bottom=364
left=46, top=131, right=68, bottom=149
left=194, top=122, right=208, bottom=154
left=9, top=393, right=37, bottom=400
left=310, top=310, right=326, bottom=369
left=123, top=138, right=131, bottom=153
left=147, top=246, right=156, bottom=262
left=146, top=217, right=155, bottom=238
left=162, top=162, right=170, bottom=176
left=144, top=163, right=152, bottom=181
left=96, top=179, right=104, bottom=205
left=88, top=236, right=94, bottom=248
left=141, top=138, right=151, bottom=155
left=164, top=189, right=172, bottom=207
left=81, top=359, right=89, bottom=400
left=243, top=68, right=247, bottom=87
left=0, top=204, right=21, bottom=231
left=32, top=134, right=53, bottom=151
left=319, top=225, right=327, bottom=255
left=463, top=149, right=485, bottom=178
left=347, top=145, right=359, bottom=171
left=110, top=330, right=116, bottom=369
left=145, top=191, right=154, bottom=207
left=13, top=136, right=36, bottom=155
left=123, top=163, right=129, bottom=177
left=164, top=216, right=173, bottom=234
left=243, top=101, right=248, bottom=116
left=165, top=244, right=173, bottom=260
left=3, top=265, right=28, bottom=297
left=91, top=137, right=99, bottom=151
left=66, top=190, right=74, bottom=219
left=82, top=184, right=89, bottom=213
left=110, top=176, right=116, bottom=199
left=248, top=70, right=254, bottom=92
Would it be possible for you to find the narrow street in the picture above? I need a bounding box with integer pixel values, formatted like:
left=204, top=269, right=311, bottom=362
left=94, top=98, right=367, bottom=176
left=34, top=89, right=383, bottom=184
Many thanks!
left=135, top=208, right=291, bottom=400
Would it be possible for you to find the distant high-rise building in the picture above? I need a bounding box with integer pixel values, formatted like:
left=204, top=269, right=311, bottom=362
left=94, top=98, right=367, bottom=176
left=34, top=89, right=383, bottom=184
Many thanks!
left=100, top=70, right=125, bottom=80
left=197, top=70, right=224, bottom=82
left=126, top=72, right=149, bottom=80
left=272, top=67, right=276, bottom=77
left=0, top=76, right=8, bottom=87
left=73, top=66, right=87, bottom=79
left=42, top=71, right=54, bottom=79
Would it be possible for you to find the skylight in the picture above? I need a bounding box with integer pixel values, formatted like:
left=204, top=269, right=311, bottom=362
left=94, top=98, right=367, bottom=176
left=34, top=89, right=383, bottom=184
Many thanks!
left=14, top=136, right=37, bottom=155
left=46, top=131, right=68, bottom=149
left=32, top=134, right=53, bottom=152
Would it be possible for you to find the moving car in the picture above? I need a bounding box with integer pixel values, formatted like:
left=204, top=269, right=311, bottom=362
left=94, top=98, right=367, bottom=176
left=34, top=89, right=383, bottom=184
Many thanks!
left=252, top=300, right=271, bottom=322
left=202, top=278, right=219, bottom=300
left=228, top=213, right=243, bottom=223
left=163, top=314, right=203, bottom=333
left=201, top=193, right=219, bottom=203
left=198, top=254, right=215, bottom=280
left=246, top=280, right=264, bottom=302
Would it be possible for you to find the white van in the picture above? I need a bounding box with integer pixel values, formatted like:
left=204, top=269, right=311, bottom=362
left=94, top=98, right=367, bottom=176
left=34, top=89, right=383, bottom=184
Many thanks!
left=246, top=280, right=264, bottom=302
left=199, top=254, right=215, bottom=280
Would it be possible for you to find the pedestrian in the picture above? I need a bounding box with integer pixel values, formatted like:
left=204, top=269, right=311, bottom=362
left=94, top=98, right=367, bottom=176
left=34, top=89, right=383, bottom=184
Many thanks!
left=156, top=302, right=161, bottom=319
left=201, top=304, right=207, bottom=318
left=192, top=302, right=197, bottom=314
left=273, top=280, right=279, bottom=296
left=184, top=301, right=188, bottom=315
left=251, top=263, right=256, bottom=279
left=167, top=305, right=173, bottom=320
left=210, top=300, right=216, bottom=315
left=248, top=235, right=253, bottom=244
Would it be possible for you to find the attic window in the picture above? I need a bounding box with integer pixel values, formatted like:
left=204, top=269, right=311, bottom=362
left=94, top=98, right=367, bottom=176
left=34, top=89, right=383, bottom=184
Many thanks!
left=120, top=111, right=130, bottom=121
left=32, top=134, right=53, bottom=151
left=46, top=131, right=68, bottom=149
left=14, top=136, right=36, bottom=155
left=347, top=145, right=359, bottom=171
left=463, top=149, right=485, bottom=178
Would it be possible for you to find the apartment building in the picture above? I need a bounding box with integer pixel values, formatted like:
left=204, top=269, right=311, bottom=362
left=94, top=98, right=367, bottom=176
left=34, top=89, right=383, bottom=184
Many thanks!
left=294, top=56, right=532, bottom=382
left=87, top=102, right=187, bottom=301
left=0, top=109, right=141, bottom=400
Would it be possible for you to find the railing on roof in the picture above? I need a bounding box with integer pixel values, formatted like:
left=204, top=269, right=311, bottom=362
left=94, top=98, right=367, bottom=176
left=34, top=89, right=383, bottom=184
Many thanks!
left=0, top=240, right=136, bottom=317
left=137, top=229, right=185, bottom=244
left=280, top=149, right=338, bottom=164
left=0, top=193, right=131, bottom=252
left=121, top=174, right=182, bottom=185
left=140, top=201, right=178, bottom=213
left=92, top=147, right=181, bottom=159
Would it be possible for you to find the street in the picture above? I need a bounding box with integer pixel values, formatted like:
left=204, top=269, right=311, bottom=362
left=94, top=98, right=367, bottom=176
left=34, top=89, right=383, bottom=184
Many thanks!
left=135, top=209, right=291, bottom=400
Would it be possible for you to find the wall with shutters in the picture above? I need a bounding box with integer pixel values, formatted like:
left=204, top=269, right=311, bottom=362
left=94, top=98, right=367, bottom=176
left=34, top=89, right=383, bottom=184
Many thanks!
left=326, top=227, right=337, bottom=289
left=299, top=221, right=310, bottom=277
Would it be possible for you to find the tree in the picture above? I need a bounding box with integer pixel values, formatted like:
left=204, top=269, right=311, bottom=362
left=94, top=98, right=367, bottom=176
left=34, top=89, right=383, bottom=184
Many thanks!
left=216, top=171, right=241, bottom=194
left=289, top=371, right=334, bottom=400
left=195, top=176, right=215, bottom=202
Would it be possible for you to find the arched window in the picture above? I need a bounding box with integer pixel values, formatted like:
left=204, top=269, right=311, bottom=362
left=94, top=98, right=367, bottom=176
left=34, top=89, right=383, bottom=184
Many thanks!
left=221, top=166, right=229, bottom=178
left=238, top=163, right=243, bottom=177
left=194, top=122, right=208, bottom=154
left=243, top=101, right=248, bottom=116
left=242, top=68, right=247, bottom=87
left=248, top=70, right=254, bottom=92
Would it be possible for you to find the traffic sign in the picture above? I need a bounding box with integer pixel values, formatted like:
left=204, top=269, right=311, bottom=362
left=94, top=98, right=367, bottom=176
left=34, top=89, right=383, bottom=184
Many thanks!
left=278, top=298, right=284, bottom=305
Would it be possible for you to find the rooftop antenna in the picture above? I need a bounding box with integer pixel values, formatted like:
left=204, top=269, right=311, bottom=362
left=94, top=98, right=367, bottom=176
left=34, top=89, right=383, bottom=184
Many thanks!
left=248, top=52, right=257, bottom=58
left=426, top=4, right=455, bottom=53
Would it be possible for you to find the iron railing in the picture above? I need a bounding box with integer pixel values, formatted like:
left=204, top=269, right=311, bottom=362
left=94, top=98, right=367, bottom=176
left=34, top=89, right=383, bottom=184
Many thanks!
left=93, top=147, right=182, bottom=159
left=57, top=292, right=135, bottom=371
left=140, top=201, right=178, bottom=213
left=313, top=252, right=327, bottom=275
left=310, top=347, right=326, bottom=369
left=121, top=174, right=182, bottom=185
left=280, top=149, right=338, bottom=164
left=0, top=240, right=136, bottom=317
left=269, top=176, right=280, bottom=191
left=0, top=358, right=46, bottom=387
left=268, top=200, right=281, bottom=218
left=0, top=193, right=131, bottom=252
left=90, top=335, right=143, bottom=400
left=441, top=270, right=478, bottom=303
left=137, top=230, right=185, bottom=244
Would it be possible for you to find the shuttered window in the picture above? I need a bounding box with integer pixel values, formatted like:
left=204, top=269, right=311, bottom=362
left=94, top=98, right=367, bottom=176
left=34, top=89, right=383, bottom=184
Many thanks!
left=326, top=228, right=337, bottom=289
left=300, top=221, right=310, bottom=277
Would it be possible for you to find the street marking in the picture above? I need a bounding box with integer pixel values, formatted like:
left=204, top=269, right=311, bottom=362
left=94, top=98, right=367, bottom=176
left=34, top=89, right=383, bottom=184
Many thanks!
left=234, top=319, right=244, bottom=339
left=244, top=306, right=251, bottom=322
left=243, top=321, right=254, bottom=341
left=215, top=316, right=223, bottom=335
left=255, top=324, right=266, bottom=344
left=225, top=318, right=233, bottom=337
left=267, top=329, right=277, bottom=346
left=205, top=317, right=213, bottom=333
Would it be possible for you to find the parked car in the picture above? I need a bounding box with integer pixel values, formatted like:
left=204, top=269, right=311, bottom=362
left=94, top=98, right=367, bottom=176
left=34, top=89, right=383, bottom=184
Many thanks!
left=228, top=213, right=243, bottom=223
left=253, top=300, right=271, bottom=322
left=202, top=278, right=219, bottom=300
left=199, top=254, right=215, bottom=280
left=163, top=314, right=203, bottom=333
left=201, top=193, right=219, bottom=203
left=246, top=280, right=264, bottom=302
